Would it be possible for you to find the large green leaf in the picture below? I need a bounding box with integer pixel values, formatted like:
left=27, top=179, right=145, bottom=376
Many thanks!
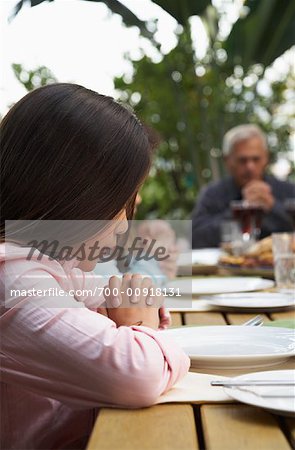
left=151, top=0, right=211, bottom=25
left=225, top=0, right=295, bottom=69
left=11, top=0, right=295, bottom=69
left=11, top=0, right=153, bottom=40
left=12, top=0, right=211, bottom=30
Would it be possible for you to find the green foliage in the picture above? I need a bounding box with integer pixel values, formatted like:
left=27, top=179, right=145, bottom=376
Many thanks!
left=11, top=0, right=154, bottom=40
left=114, top=29, right=294, bottom=219
left=12, top=64, right=57, bottom=91
left=12, top=0, right=295, bottom=68
left=149, top=0, right=210, bottom=25
left=225, top=0, right=295, bottom=70
left=11, top=0, right=295, bottom=220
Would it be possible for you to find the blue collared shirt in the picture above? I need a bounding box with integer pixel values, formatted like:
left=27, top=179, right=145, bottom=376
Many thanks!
left=192, top=174, right=295, bottom=248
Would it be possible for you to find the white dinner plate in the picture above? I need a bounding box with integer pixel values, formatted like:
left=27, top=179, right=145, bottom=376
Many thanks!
left=164, top=326, right=295, bottom=369
left=206, top=292, right=295, bottom=312
left=167, top=298, right=210, bottom=311
left=167, top=277, right=274, bottom=296
left=223, top=370, right=295, bottom=417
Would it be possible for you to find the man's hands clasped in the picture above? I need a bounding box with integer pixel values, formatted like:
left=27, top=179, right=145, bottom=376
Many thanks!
left=242, top=180, right=275, bottom=212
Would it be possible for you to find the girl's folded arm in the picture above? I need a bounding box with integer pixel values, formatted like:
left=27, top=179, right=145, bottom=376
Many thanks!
left=1, top=276, right=189, bottom=409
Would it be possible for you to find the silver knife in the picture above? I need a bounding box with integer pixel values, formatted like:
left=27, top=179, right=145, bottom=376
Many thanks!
left=211, top=380, right=295, bottom=387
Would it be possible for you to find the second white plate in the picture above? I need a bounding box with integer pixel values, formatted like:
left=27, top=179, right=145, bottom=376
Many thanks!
left=206, top=292, right=295, bottom=312
left=177, top=249, right=222, bottom=267
left=167, top=277, right=274, bottom=295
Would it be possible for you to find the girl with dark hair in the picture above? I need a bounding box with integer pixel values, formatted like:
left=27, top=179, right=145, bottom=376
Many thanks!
left=0, top=84, right=189, bottom=450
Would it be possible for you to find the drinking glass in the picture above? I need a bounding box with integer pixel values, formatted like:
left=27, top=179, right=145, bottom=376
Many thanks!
left=220, top=220, right=244, bottom=255
left=230, top=200, right=264, bottom=242
left=272, top=232, right=295, bottom=293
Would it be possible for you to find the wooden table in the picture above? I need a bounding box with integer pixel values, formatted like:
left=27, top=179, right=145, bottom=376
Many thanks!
left=87, top=308, right=295, bottom=450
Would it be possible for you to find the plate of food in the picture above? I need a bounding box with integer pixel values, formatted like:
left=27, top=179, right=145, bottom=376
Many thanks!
left=219, top=236, right=274, bottom=278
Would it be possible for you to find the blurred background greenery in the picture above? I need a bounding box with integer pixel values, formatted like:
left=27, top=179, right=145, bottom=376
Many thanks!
left=11, top=0, right=295, bottom=219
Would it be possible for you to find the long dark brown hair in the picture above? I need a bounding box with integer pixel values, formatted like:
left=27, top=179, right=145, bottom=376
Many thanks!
left=0, top=83, right=153, bottom=244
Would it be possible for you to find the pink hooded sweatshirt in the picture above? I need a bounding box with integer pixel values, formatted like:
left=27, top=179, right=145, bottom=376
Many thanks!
left=0, top=242, right=189, bottom=450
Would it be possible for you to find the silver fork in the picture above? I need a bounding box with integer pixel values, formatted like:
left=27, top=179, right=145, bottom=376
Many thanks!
left=241, top=315, right=264, bottom=327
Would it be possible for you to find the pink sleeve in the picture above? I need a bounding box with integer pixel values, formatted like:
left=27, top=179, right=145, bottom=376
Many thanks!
left=1, top=271, right=189, bottom=409
left=68, top=267, right=107, bottom=309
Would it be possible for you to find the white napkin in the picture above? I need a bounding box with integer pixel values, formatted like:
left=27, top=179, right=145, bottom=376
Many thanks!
left=224, top=385, right=295, bottom=414
left=156, top=372, right=232, bottom=404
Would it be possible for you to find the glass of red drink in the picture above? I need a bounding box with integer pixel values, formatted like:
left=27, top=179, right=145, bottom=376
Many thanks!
left=230, top=200, right=264, bottom=242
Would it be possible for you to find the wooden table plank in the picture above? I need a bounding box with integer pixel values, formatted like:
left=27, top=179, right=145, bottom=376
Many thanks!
left=184, top=312, right=227, bottom=326
left=201, top=404, right=291, bottom=450
left=282, top=418, right=295, bottom=449
left=269, top=310, right=295, bottom=322
left=86, top=282, right=294, bottom=450
left=170, top=312, right=183, bottom=327
left=86, top=405, right=199, bottom=450
left=226, top=313, right=270, bottom=325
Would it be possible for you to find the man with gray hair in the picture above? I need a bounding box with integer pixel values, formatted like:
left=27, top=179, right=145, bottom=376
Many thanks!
left=192, top=124, right=295, bottom=248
